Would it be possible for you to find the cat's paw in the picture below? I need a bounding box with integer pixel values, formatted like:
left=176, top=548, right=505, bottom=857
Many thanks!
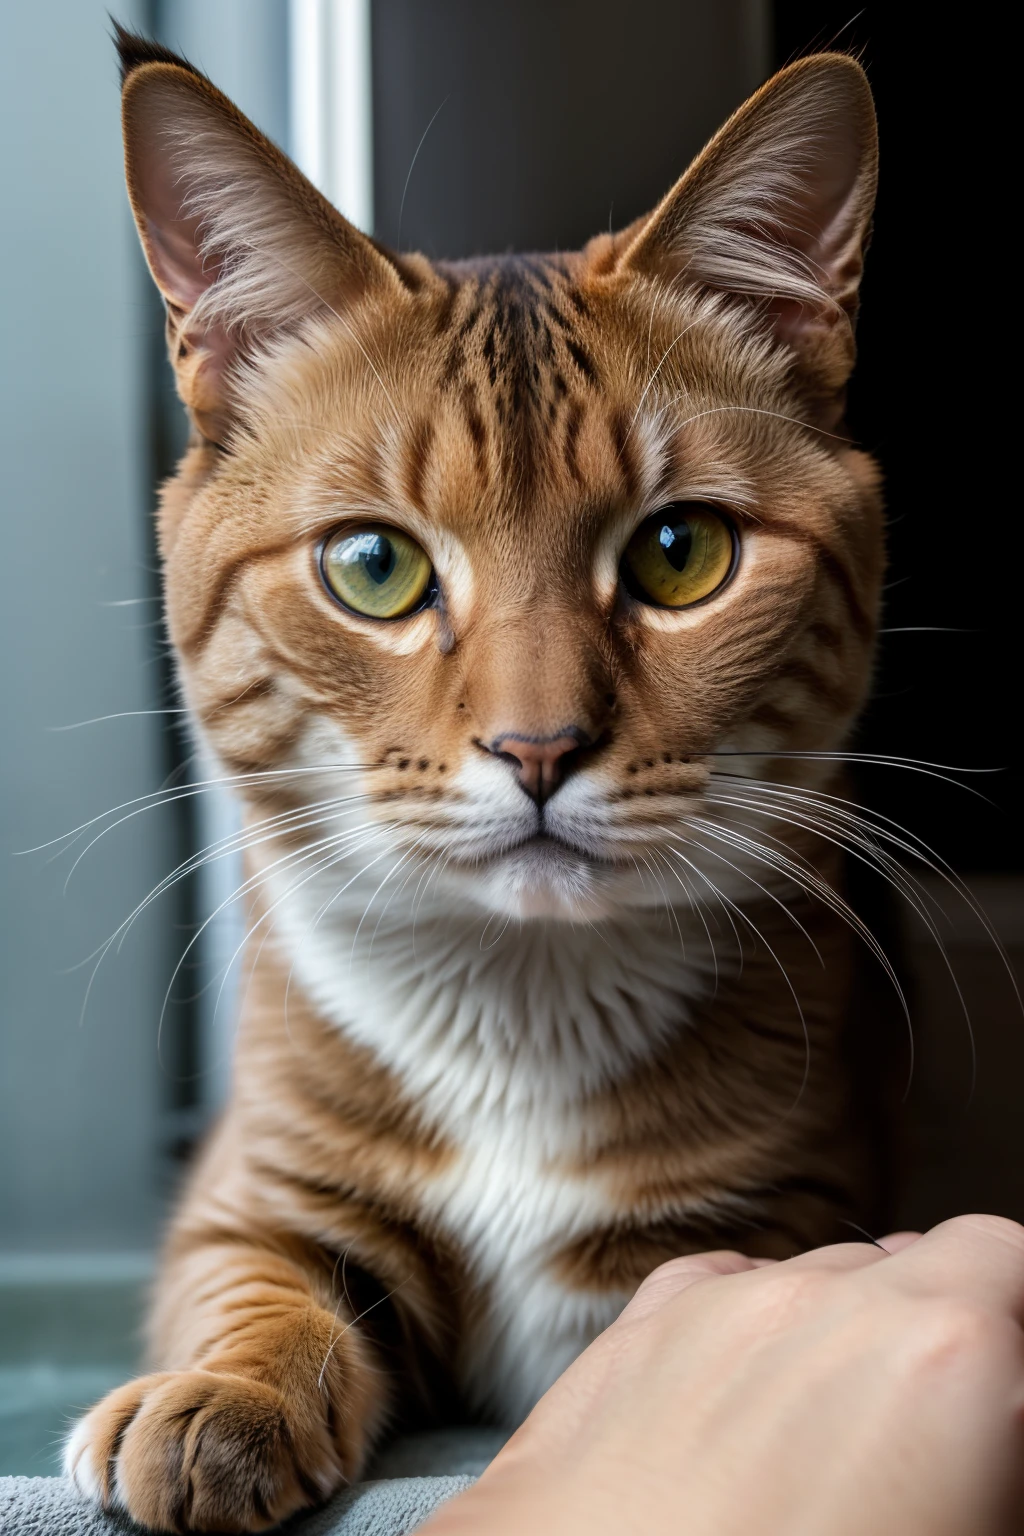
left=65, top=1369, right=345, bottom=1532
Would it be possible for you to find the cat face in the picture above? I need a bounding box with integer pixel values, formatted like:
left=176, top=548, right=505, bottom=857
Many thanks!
left=124, top=43, right=882, bottom=921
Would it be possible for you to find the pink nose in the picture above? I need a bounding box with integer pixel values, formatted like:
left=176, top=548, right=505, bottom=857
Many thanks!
left=489, top=733, right=584, bottom=805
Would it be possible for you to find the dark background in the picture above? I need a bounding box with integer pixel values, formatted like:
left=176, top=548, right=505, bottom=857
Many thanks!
left=371, top=1, right=1020, bottom=877
left=777, top=7, right=1020, bottom=876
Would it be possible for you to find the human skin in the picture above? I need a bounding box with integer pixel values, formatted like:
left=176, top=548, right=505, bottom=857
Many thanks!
left=424, top=1217, right=1024, bottom=1536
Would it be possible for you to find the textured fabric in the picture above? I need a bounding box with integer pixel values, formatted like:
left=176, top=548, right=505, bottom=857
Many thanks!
left=0, top=1428, right=506, bottom=1535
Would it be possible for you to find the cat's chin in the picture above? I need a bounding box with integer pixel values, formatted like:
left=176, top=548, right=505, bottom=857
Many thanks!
left=449, top=836, right=639, bottom=922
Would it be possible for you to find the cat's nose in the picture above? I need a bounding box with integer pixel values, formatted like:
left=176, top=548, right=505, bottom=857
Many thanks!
left=486, top=731, right=589, bottom=806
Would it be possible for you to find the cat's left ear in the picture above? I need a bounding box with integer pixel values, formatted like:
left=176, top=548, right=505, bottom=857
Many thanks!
left=617, top=54, right=877, bottom=410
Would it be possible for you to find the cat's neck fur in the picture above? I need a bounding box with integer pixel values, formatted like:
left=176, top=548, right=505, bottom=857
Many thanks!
left=263, top=858, right=725, bottom=1150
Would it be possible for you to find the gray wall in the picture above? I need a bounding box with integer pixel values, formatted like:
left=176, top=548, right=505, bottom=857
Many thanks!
left=0, top=1, right=295, bottom=1258
left=0, top=0, right=168, bottom=1252
left=149, top=0, right=292, bottom=1122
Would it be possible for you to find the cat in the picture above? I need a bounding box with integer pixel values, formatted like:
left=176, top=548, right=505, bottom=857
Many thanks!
left=66, top=25, right=884, bottom=1532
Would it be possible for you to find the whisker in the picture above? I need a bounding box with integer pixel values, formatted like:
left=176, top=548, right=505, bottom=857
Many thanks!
left=677, top=815, right=915, bottom=1095
left=647, top=399, right=851, bottom=444
left=652, top=846, right=718, bottom=978
left=702, top=749, right=996, bottom=802
left=663, top=838, right=813, bottom=1110
left=17, top=763, right=376, bottom=858
left=222, top=829, right=395, bottom=1039
left=625, top=320, right=701, bottom=440
left=709, top=770, right=1022, bottom=1017
left=77, top=816, right=380, bottom=1043
left=397, top=95, right=449, bottom=252
left=664, top=822, right=824, bottom=966
left=701, top=780, right=1017, bottom=1101
left=48, top=708, right=189, bottom=731
left=350, top=842, right=424, bottom=962
left=412, top=846, right=455, bottom=954
left=365, top=842, right=431, bottom=962
left=168, top=825, right=387, bottom=1058
left=317, top=1278, right=410, bottom=1393
left=79, top=793, right=371, bottom=908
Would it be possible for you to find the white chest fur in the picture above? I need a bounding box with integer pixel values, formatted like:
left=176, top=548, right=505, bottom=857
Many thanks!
left=265, top=861, right=718, bottom=1421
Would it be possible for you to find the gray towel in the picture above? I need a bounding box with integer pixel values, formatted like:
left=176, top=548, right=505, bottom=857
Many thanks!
left=0, top=1427, right=507, bottom=1536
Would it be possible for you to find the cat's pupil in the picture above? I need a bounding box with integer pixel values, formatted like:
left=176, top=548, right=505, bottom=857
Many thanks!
left=361, top=535, right=396, bottom=586
left=659, top=520, right=692, bottom=572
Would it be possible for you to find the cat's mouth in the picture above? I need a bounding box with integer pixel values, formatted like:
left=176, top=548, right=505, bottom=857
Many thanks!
left=476, top=832, right=616, bottom=870
left=437, top=830, right=633, bottom=921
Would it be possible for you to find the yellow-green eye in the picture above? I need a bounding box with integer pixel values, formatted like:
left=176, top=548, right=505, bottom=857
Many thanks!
left=321, top=525, right=434, bottom=619
left=622, top=504, right=736, bottom=608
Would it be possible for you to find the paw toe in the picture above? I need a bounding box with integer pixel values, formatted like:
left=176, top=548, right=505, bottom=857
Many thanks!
left=67, top=1370, right=343, bottom=1532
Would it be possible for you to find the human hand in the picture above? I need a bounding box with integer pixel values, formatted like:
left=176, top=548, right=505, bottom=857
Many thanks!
left=425, top=1217, right=1024, bottom=1535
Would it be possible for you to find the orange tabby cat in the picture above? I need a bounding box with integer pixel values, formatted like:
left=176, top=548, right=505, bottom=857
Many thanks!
left=67, top=27, right=884, bottom=1531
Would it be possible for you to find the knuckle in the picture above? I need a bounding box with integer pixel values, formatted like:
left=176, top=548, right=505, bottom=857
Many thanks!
left=946, top=1212, right=1024, bottom=1253
left=763, top=1267, right=831, bottom=1314
left=902, top=1297, right=1006, bottom=1371
left=636, top=1255, right=704, bottom=1293
left=628, top=1251, right=749, bottom=1314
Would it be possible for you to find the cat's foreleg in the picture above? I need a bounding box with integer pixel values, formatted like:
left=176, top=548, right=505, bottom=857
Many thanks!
left=64, top=1235, right=389, bottom=1532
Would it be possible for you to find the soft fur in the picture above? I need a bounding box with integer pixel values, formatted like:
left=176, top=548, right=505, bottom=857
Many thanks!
left=67, top=27, right=885, bottom=1531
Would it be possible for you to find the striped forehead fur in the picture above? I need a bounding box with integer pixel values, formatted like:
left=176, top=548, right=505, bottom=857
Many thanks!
left=222, top=280, right=798, bottom=543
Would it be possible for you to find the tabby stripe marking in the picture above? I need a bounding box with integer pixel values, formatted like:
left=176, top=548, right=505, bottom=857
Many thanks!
left=402, top=417, right=435, bottom=514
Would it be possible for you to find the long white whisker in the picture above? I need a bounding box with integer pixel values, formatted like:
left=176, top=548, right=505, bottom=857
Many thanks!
left=178, top=826, right=387, bottom=1058
left=18, top=763, right=374, bottom=858
left=365, top=842, right=430, bottom=962
left=703, top=749, right=995, bottom=802
left=73, top=791, right=371, bottom=901
left=625, top=320, right=701, bottom=439
left=649, top=399, right=850, bottom=444
left=663, top=823, right=823, bottom=966
left=710, top=773, right=1008, bottom=975
left=316, top=1279, right=410, bottom=1393
left=680, top=816, right=915, bottom=1093
left=111, top=821, right=380, bottom=1043
left=350, top=842, right=423, bottom=963
left=663, top=838, right=812, bottom=1110
left=651, top=846, right=711, bottom=974
left=105, top=799, right=375, bottom=961
left=704, top=785, right=990, bottom=1098
left=709, top=772, right=1020, bottom=1017
left=218, top=828, right=393, bottom=1038
left=48, top=708, right=190, bottom=731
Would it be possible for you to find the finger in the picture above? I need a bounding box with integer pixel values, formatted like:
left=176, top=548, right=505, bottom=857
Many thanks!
left=876, top=1231, right=922, bottom=1254
left=778, top=1241, right=892, bottom=1274
left=624, top=1251, right=761, bottom=1320
left=885, top=1215, right=1024, bottom=1318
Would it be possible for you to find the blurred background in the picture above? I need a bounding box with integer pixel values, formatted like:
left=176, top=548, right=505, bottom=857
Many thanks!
left=1, top=0, right=1018, bottom=1475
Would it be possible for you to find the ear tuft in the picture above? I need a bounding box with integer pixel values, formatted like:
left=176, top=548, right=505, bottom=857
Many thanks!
left=112, top=21, right=202, bottom=87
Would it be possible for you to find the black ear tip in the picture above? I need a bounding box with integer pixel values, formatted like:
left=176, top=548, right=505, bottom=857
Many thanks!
left=111, top=18, right=204, bottom=87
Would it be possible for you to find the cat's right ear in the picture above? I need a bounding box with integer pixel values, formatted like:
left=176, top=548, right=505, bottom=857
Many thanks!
left=610, top=53, right=877, bottom=418
left=116, top=25, right=402, bottom=443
